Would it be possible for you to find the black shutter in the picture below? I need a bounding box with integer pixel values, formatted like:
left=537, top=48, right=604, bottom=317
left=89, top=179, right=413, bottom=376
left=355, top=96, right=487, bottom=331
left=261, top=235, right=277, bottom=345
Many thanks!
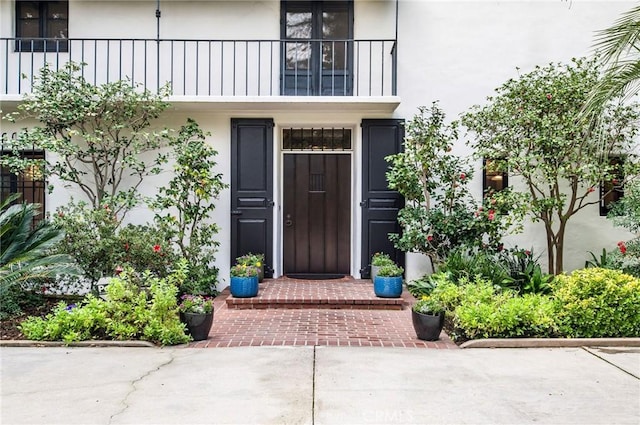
left=360, top=119, right=404, bottom=278
left=230, top=118, right=274, bottom=277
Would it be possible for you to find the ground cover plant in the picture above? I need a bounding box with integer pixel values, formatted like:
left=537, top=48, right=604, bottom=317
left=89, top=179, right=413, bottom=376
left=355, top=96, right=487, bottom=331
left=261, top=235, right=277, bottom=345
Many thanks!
left=415, top=267, right=639, bottom=342
left=19, top=263, right=192, bottom=345
left=552, top=268, right=640, bottom=338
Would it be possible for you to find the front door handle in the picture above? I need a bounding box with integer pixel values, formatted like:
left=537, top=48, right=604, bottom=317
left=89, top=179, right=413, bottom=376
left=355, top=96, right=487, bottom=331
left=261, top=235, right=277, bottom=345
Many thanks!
left=285, top=213, right=293, bottom=227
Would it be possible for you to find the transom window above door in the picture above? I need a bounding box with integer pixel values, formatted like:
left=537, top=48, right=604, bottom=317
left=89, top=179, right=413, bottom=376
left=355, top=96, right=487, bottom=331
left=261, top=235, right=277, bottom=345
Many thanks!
left=281, top=1, right=354, bottom=96
left=282, top=128, right=352, bottom=151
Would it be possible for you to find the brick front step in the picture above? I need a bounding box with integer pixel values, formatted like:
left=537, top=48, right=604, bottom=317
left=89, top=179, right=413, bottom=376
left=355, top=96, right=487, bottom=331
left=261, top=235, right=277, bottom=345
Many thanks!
left=225, top=277, right=407, bottom=310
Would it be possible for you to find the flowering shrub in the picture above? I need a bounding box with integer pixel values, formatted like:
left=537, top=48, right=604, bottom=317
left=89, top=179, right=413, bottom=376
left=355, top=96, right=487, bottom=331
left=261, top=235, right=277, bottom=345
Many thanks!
left=462, top=57, right=640, bottom=274
left=50, top=201, right=179, bottom=290
left=412, top=296, right=444, bottom=314
left=51, top=200, right=121, bottom=283
left=606, top=239, right=640, bottom=278
left=371, top=252, right=394, bottom=267
left=116, top=224, right=179, bottom=278
left=386, top=103, right=519, bottom=268
left=236, top=253, right=264, bottom=268
left=178, top=294, right=214, bottom=314
left=230, top=264, right=260, bottom=277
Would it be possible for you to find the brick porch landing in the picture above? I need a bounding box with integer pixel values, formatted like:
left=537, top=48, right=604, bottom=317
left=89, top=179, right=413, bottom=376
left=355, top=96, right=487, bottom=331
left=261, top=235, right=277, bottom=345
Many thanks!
left=226, top=276, right=404, bottom=310
left=190, top=277, right=458, bottom=349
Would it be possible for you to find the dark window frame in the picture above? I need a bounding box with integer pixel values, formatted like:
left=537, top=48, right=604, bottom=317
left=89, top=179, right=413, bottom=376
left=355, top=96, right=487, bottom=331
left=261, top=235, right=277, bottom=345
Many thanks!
left=483, top=158, right=508, bottom=193
left=599, top=156, right=624, bottom=217
left=15, top=0, right=68, bottom=52
left=282, top=128, right=352, bottom=151
left=1, top=133, right=46, bottom=225
left=280, top=0, right=354, bottom=96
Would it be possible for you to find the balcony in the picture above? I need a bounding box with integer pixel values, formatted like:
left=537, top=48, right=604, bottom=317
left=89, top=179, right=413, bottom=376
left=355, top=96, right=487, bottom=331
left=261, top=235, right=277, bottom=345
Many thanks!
left=0, top=38, right=399, bottom=113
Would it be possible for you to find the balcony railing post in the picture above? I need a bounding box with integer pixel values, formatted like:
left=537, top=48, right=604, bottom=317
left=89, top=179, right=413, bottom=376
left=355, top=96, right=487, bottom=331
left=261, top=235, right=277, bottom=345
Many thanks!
left=391, top=41, right=397, bottom=96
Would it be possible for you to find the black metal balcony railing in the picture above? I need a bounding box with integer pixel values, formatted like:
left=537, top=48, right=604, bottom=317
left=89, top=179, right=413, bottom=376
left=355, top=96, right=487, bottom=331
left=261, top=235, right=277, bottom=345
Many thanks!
left=1, top=38, right=397, bottom=97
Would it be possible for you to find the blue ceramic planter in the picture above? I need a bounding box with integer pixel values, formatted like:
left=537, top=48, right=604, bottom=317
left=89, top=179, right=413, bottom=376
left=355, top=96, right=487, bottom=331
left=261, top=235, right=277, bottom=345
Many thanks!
left=230, top=276, right=259, bottom=298
left=373, top=276, right=403, bottom=298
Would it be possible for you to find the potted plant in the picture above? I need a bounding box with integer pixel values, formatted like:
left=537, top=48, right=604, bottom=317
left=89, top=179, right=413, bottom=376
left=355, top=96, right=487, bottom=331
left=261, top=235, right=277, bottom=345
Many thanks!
left=236, top=253, right=265, bottom=282
left=371, top=252, right=394, bottom=281
left=411, top=296, right=445, bottom=341
left=373, top=263, right=404, bottom=298
left=178, top=294, right=215, bottom=341
left=229, top=264, right=260, bottom=298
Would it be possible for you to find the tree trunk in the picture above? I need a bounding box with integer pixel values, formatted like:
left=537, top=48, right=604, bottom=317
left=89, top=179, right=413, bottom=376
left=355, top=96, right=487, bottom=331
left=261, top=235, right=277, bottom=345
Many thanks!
left=544, top=221, right=555, bottom=275
left=554, top=222, right=567, bottom=276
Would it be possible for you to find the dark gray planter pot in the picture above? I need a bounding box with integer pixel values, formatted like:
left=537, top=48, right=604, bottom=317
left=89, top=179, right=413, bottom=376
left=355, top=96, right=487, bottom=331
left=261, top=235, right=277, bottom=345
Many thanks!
left=411, top=310, right=445, bottom=341
left=181, top=312, right=214, bottom=341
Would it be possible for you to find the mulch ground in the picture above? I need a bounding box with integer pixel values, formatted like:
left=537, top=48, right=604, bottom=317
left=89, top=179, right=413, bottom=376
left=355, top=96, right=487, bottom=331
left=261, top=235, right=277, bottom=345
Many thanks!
left=1, top=298, right=62, bottom=340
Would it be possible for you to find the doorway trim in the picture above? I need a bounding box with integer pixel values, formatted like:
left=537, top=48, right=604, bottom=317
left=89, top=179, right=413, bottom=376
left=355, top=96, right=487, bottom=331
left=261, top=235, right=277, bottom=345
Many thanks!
left=275, top=125, right=356, bottom=278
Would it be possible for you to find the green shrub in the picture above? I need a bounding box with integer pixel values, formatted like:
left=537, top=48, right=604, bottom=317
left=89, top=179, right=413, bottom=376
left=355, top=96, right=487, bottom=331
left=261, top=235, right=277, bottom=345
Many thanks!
left=428, top=277, right=557, bottom=341
left=407, top=272, right=452, bottom=297
left=552, top=268, right=640, bottom=338
left=371, top=252, right=394, bottom=267
left=455, top=292, right=557, bottom=339
left=376, top=264, right=404, bottom=277
left=52, top=202, right=180, bottom=285
left=438, top=249, right=513, bottom=288
left=20, top=264, right=191, bottom=345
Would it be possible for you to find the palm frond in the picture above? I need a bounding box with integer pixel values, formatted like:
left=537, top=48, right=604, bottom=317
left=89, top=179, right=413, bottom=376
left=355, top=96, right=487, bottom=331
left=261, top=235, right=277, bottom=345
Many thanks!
left=584, top=60, right=640, bottom=115
left=594, top=4, right=640, bottom=64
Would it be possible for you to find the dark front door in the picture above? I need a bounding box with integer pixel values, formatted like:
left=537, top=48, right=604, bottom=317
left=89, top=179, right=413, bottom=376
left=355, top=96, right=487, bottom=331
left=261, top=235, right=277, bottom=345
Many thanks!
left=230, top=118, right=274, bottom=277
left=283, top=154, right=350, bottom=275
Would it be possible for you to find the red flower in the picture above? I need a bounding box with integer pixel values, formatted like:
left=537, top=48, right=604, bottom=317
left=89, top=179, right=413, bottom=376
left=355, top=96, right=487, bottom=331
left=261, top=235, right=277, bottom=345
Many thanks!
left=459, top=172, right=466, bottom=180
left=618, top=241, right=627, bottom=255
left=488, top=210, right=495, bottom=221
left=115, top=266, right=123, bottom=276
left=525, top=250, right=531, bottom=256
left=427, top=235, right=433, bottom=242
left=153, top=244, right=161, bottom=253
left=546, top=94, right=552, bottom=100
left=588, top=187, right=595, bottom=193
left=124, top=243, right=130, bottom=251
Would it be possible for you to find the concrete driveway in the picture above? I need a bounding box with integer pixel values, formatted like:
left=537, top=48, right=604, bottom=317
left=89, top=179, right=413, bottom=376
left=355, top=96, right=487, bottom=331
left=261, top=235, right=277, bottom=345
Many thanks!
left=1, top=346, right=638, bottom=424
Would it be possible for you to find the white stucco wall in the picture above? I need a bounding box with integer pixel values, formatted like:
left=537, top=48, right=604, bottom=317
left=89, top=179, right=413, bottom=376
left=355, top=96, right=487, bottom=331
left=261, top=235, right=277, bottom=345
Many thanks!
left=393, top=0, right=636, bottom=272
left=1, top=0, right=637, bottom=282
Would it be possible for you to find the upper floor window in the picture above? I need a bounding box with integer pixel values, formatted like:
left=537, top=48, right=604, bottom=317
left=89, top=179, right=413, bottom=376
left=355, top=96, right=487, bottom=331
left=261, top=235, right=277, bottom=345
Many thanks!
left=281, top=1, right=353, bottom=96
left=600, top=157, right=624, bottom=216
left=483, top=158, right=508, bottom=193
left=15, top=1, right=68, bottom=52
